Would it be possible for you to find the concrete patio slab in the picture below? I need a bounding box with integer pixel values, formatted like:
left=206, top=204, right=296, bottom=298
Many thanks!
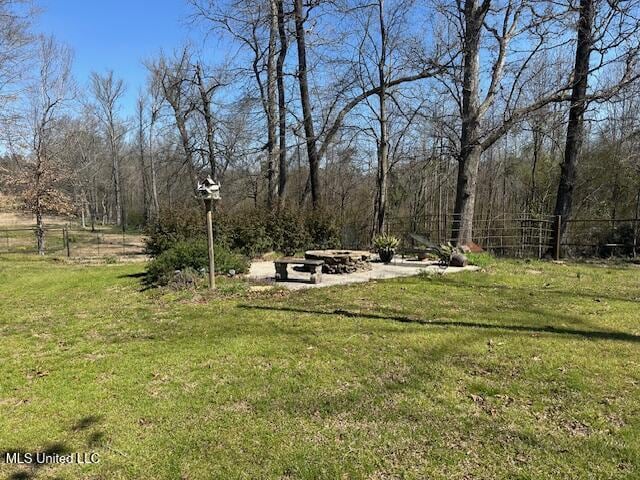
left=248, top=258, right=479, bottom=290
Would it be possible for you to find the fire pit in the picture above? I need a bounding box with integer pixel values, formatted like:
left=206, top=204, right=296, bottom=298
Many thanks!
left=304, top=249, right=372, bottom=274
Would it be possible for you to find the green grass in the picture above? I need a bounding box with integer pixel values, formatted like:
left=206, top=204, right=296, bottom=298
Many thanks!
left=0, top=255, right=639, bottom=479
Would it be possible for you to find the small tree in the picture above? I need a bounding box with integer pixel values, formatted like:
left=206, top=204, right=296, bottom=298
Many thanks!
left=12, top=37, right=75, bottom=254
left=90, top=70, right=127, bottom=226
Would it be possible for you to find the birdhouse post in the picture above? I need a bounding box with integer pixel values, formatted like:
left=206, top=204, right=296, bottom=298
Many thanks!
left=197, top=176, right=221, bottom=290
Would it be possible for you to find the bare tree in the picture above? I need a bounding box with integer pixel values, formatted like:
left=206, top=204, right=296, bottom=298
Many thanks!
left=0, top=0, right=34, bottom=129
left=189, top=0, right=280, bottom=205
left=90, top=70, right=126, bottom=226
left=149, top=49, right=200, bottom=195
left=136, top=93, right=150, bottom=223
left=292, top=0, right=322, bottom=208
left=265, top=0, right=278, bottom=207
left=440, top=0, right=640, bottom=246
left=147, top=74, right=162, bottom=217
left=276, top=0, right=288, bottom=207
left=193, top=62, right=224, bottom=178
left=67, top=111, right=102, bottom=231
left=17, top=36, right=75, bottom=254
left=552, top=0, right=640, bottom=242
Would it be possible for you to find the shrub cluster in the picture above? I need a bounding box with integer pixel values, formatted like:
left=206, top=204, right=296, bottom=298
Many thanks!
left=597, top=223, right=637, bottom=257
left=146, top=238, right=249, bottom=286
left=144, top=209, right=204, bottom=257
left=220, top=209, right=340, bottom=256
left=146, top=208, right=341, bottom=258
left=143, top=207, right=341, bottom=286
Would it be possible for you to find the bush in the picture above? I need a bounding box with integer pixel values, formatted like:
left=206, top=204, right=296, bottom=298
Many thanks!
left=145, top=210, right=204, bottom=258
left=214, top=243, right=251, bottom=276
left=305, top=211, right=341, bottom=250
left=145, top=207, right=343, bottom=261
left=218, top=208, right=340, bottom=256
left=145, top=239, right=250, bottom=286
left=228, top=214, right=272, bottom=257
left=597, top=223, right=636, bottom=257
left=167, top=267, right=201, bottom=290
left=267, top=210, right=309, bottom=256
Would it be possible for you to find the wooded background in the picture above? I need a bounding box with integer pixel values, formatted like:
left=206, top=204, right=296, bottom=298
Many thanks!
left=1, top=0, right=639, bottom=255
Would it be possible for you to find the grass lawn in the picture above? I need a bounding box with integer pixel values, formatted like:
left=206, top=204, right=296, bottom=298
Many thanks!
left=0, top=255, right=639, bottom=479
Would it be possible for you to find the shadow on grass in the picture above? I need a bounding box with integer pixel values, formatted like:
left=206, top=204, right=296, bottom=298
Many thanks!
left=116, top=271, right=155, bottom=292
left=71, top=415, right=103, bottom=431
left=238, top=305, right=640, bottom=343
left=1, top=442, right=70, bottom=480
left=422, top=275, right=640, bottom=304
left=118, top=272, right=146, bottom=279
left=1, top=415, right=106, bottom=479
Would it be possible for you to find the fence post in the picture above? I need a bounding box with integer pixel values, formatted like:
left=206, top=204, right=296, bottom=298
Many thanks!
left=553, top=215, right=562, bottom=260
left=64, top=227, right=71, bottom=257
left=538, top=219, right=543, bottom=259
left=634, top=215, right=638, bottom=259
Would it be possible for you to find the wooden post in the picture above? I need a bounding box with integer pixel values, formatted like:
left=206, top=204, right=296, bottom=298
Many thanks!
left=634, top=191, right=639, bottom=258
left=206, top=198, right=215, bottom=290
left=634, top=215, right=638, bottom=259
left=553, top=215, right=562, bottom=260
left=64, top=227, right=70, bottom=257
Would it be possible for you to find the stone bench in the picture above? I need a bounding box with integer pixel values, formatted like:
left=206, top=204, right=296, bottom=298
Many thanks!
left=274, top=257, right=324, bottom=284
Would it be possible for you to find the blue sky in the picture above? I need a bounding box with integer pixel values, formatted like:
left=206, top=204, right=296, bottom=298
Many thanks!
left=38, top=0, right=203, bottom=115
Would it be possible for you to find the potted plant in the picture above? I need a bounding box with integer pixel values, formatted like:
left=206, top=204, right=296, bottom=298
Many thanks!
left=373, top=234, right=400, bottom=263
left=430, top=242, right=468, bottom=267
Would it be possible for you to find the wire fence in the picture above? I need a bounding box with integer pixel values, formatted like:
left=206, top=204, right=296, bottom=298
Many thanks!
left=2, top=214, right=638, bottom=261
left=0, top=226, right=147, bottom=259
left=560, top=217, right=639, bottom=258
left=388, top=213, right=640, bottom=259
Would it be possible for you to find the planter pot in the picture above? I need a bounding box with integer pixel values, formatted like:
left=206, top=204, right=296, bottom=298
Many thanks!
left=449, top=252, right=468, bottom=267
left=378, top=249, right=394, bottom=263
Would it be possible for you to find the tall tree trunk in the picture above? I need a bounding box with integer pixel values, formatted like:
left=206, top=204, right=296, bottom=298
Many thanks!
left=276, top=0, right=288, bottom=208
left=80, top=189, right=87, bottom=229
left=528, top=126, right=542, bottom=213
left=265, top=0, right=278, bottom=209
left=111, top=142, right=122, bottom=226
left=374, top=0, right=389, bottom=237
left=35, top=210, right=45, bottom=255
left=552, top=0, right=595, bottom=240
left=90, top=178, right=97, bottom=232
left=293, top=0, right=321, bottom=209
left=137, top=99, right=150, bottom=225
left=452, top=0, right=485, bottom=245
left=149, top=114, right=160, bottom=218
left=34, top=159, right=45, bottom=255
left=101, top=193, right=107, bottom=225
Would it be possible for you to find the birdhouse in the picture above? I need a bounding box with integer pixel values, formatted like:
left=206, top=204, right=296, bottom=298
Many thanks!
left=197, top=176, right=221, bottom=200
